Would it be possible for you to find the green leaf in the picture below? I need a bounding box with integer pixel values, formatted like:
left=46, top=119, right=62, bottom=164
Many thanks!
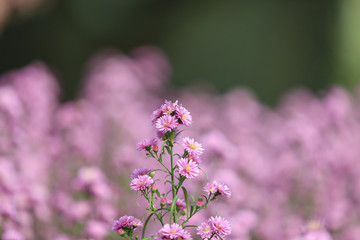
left=153, top=168, right=169, bottom=173
left=165, top=146, right=170, bottom=154
left=169, top=195, right=179, bottom=224
left=174, top=130, right=184, bottom=139
left=181, top=187, right=190, bottom=218
left=190, top=195, right=196, bottom=215
left=199, top=166, right=209, bottom=181
left=143, top=235, right=157, bottom=239
left=142, top=213, right=154, bottom=239
left=183, top=224, right=198, bottom=228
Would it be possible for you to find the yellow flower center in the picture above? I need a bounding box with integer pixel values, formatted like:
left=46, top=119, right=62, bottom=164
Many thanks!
left=189, top=143, right=196, bottom=150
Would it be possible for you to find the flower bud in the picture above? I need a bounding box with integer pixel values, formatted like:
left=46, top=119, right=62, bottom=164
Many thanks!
left=196, top=200, right=204, bottom=208
left=152, top=144, right=159, bottom=152
left=181, top=209, right=187, bottom=216
left=149, top=171, right=155, bottom=178
left=151, top=184, right=158, bottom=192
left=117, top=228, right=125, bottom=236
left=160, top=197, right=167, bottom=207
left=135, top=236, right=139, bottom=240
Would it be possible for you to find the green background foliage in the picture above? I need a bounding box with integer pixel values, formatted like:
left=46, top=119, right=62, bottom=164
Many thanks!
left=1, top=0, right=358, bottom=105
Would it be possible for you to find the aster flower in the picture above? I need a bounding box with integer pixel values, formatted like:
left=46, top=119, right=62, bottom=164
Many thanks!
left=183, top=137, right=204, bottom=156
left=112, top=215, right=143, bottom=235
left=151, top=108, right=163, bottom=124
left=204, top=182, right=217, bottom=194
left=176, top=105, right=192, bottom=126
left=197, top=222, right=212, bottom=239
left=208, top=216, right=231, bottom=237
left=136, top=138, right=157, bottom=151
left=156, top=130, right=165, bottom=139
left=161, top=100, right=178, bottom=115
left=157, top=223, right=183, bottom=239
left=178, top=229, right=192, bottom=240
left=186, top=153, right=201, bottom=164
left=131, top=167, right=152, bottom=179
left=156, top=223, right=192, bottom=240
left=204, top=181, right=231, bottom=198
left=177, top=158, right=199, bottom=179
left=213, top=181, right=231, bottom=198
left=156, top=115, right=179, bottom=133
left=130, top=175, right=154, bottom=191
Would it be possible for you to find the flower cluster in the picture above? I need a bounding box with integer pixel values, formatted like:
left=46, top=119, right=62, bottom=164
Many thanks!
left=156, top=223, right=192, bottom=240
left=153, top=100, right=192, bottom=136
left=204, top=180, right=231, bottom=198
left=112, top=216, right=143, bottom=236
left=197, top=216, right=232, bottom=239
left=112, top=100, right=231, bottom=239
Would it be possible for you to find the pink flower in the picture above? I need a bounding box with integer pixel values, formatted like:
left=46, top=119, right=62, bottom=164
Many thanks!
left=136, top=138, right=157, bottom=151
left=112, top=216, right=143, bottom=235
left=183, top=137, right=204, bottom=156
left=198, top=216, right=231, bottom=239
left=155, top=115, right=178, bottom=133
left=177, top=158, right=199, bottom=179
left=178, top=229, right=192, bottom=240
left=161, top=100, right=178, bottom=115
left=196, top=200, right=204, bottom=207
left=130, top=175, right=153, bottom=191
left=208, top=216, right=231, bottom=237
left=160, top=197, right=167, bottom=206
left=156, top=223, right=192, bottom=240
left=151, top=108, right=163, bottom=124
left=186, top=153, right=201, bottom=164
left=157, top=223, right=183, bottom=238
left=131, top=167, right=152, bottom=179
left=204, top=181, right=231, bottom=198
left=213, top=181, right=231, bottom=198
left=204, top=182, right=217, bottom=194
left=197, top=222, right=212, bottom=239
left=156, top=130, right=165, bottom=139
left=176, top=105, right=192, bottom=126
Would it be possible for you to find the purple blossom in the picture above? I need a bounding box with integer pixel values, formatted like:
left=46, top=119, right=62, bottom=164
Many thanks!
left=177, top=158, right=199, bottom=179
left=136, top=138, right=157, bottom=151
left=131, top=167, right=152, bottom=179
left=156, top=114, right=179, bottom=133
left=112, top=215, right=143, bottom=235
left=130, top=175, right=154, bottom=191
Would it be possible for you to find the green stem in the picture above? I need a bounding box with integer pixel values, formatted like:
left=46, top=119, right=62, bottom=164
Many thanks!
left=169, top=141, right=178, bottom=223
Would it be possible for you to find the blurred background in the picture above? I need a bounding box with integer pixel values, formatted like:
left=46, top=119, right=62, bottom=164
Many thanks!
left=1, top=0, right=359, bottom=104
